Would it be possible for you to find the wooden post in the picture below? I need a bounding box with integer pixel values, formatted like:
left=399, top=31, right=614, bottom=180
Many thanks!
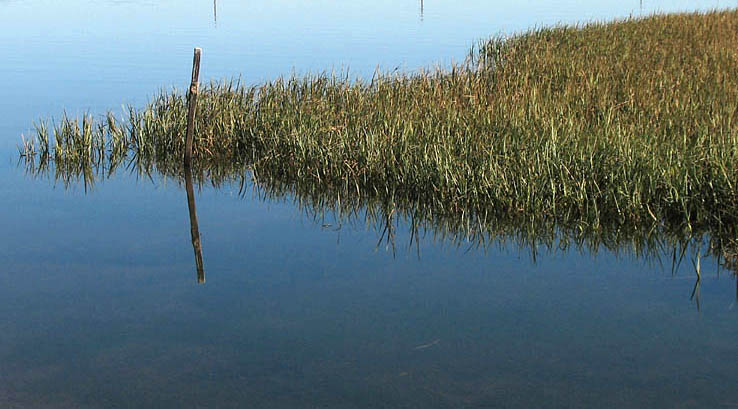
left=185, top=47, right=202, bottom=166
left=184, top=47, right=205, bottom=283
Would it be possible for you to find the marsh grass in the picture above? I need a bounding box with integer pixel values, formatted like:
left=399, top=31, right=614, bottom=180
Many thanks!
left=20, top=10, right=738, bottom=245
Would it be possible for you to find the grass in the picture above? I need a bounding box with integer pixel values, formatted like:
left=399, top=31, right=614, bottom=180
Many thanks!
left=20, top=10, right=738, bottom=247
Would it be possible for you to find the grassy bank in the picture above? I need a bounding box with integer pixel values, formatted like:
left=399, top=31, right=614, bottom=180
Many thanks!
left=20, top=10, right=738, bottom=239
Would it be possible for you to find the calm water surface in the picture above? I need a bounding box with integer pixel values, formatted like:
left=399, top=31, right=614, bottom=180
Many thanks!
left=1, top=1, right=737, bottom=408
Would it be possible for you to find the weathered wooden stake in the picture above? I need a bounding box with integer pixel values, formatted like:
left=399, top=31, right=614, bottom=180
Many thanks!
left=184, top=47, right=205, bottom=283
left=185, top=47, right=202, bottom=166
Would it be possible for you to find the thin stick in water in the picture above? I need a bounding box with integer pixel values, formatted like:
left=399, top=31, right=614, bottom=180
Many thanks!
left=184, top=47, right=205, bottom=283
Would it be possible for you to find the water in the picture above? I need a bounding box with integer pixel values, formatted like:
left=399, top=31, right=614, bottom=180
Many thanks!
left=1, top=1, right=737, bottom=408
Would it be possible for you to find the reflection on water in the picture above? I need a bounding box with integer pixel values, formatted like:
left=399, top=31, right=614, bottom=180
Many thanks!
left=12, top=152, right=738, bottom=408
left=20, top=153, right=738, bottom=301
left=184, top=164, right=205, bottom=283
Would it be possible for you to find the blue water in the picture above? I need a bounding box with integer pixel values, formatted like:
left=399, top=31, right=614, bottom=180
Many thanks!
left=1, top=1, right=737, bottom=408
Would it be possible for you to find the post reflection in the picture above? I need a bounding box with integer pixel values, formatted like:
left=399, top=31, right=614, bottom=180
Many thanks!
left=185, top=164, right=206, bottom=283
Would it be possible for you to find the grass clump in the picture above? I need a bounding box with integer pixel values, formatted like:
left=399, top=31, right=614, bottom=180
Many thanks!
left=20, top=10, right=738, bottom=240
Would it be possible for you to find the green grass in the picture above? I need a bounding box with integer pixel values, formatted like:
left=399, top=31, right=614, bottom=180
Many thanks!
left=20, top=10, right=738, bottom=246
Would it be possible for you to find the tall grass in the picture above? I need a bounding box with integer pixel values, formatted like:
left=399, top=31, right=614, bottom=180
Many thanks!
left=20, top=10, right=738, bottom=243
